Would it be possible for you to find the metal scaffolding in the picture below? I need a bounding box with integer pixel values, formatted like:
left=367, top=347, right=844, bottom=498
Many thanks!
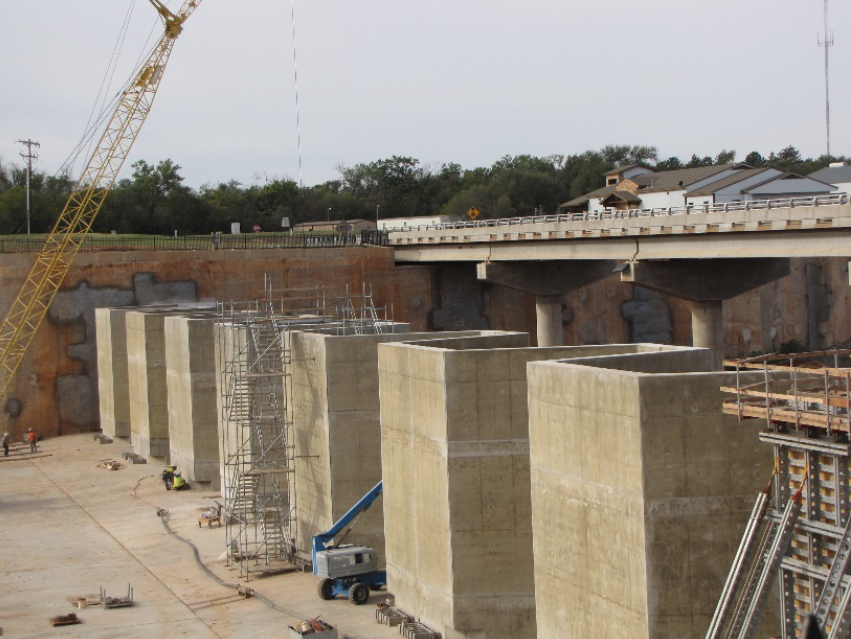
left=217, top=281, right=390, bottom=578
left=710, top=349, right=851, bottom=639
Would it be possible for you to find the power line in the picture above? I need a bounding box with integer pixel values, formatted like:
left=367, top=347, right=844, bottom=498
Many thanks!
left=15, top=138, right=40, bottom=235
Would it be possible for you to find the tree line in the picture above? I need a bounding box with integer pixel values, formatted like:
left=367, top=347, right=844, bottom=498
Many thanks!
left=0, top=145, right=843, bottom=235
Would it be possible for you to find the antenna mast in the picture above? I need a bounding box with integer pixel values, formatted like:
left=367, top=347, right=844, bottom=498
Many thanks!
left=818, top=0, right=834, bottom=157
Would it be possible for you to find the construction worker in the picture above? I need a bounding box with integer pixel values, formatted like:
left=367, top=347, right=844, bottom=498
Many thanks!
left=161, top=465, right=176, bottom=490
left=26, top=428, right=37, bottom=453
left=2, top=433, right=9, bottom=456
left=172, top=472, right=189, bottom=491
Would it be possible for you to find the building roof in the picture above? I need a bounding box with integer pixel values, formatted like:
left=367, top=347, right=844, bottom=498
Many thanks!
left=630, top=164, right=737, bottom=193
left=560, top=185, right=618, bottom=208
left=600, top=190, right=641, bottom=205
left=558, top=163, right=748, bottom=209
left=809, top=165, right=851, bottom=184
left=686, top=168, right=773, bottom=196
left=602, top=163, right=652, bottom=176
left=741, top=172, right=834, bottom=194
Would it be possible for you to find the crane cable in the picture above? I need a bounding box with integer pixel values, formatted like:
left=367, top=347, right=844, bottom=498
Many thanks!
left=58, top=2, right=164, bottom=180
left=79, top=1, right=137, bottom=170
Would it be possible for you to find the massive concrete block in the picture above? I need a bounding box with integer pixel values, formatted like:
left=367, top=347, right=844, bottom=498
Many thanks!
left=96, top=308, right=131, bottom=439
left=526, top=349, right=773, bottom=638
left=165, top=314, right=220, bottom=489
left=291, top=330, right=529, bottom=562
left=127, top=308, right=192, bottom=461
left=378, top=339, right=679, bottom=638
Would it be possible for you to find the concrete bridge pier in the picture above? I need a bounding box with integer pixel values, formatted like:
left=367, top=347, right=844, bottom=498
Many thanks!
left=621, top=258, right=791, bottom=369
left=477, top=260, right=618, bottom=346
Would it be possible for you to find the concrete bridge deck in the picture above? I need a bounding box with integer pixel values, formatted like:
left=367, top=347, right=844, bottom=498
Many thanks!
left=389, top=199, right=851, bottom=261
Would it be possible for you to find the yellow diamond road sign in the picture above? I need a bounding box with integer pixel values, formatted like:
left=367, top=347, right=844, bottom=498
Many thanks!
left=467, top=207, right=480, bottom=219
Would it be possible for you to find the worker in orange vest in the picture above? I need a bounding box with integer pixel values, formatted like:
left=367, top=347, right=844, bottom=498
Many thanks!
left=26, top=428, right=37, bottom=453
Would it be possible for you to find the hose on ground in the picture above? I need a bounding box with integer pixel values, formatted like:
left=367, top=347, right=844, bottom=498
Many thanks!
left=133, top=475, right=353, bottom=636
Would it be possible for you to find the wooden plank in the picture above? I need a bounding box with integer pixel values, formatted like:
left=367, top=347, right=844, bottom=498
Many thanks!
left=720, top=386, right=851, bottom=408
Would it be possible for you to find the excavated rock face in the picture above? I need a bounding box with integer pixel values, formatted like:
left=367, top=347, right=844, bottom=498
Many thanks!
left=2, top=246, right=847, bottom=439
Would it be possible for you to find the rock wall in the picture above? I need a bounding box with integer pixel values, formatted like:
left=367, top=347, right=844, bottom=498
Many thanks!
left=0, top=247, right=433, bottom=439
left=1, top=247, right=848, bottom=441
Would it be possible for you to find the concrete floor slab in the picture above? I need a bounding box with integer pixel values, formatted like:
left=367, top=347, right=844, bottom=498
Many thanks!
left=0, top=434, right=400, bottom=638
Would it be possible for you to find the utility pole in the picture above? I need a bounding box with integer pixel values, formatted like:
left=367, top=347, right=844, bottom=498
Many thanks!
left=818, top=0, right=834, bottom=157
left=15, top=138, right=40, bottom=234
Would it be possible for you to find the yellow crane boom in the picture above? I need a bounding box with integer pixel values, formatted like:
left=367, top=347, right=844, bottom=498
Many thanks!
left=0, top=0, right=202, bottom=399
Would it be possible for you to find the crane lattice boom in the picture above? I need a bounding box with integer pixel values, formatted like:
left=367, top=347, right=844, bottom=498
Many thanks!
left=0, top=0, right=201, bottom=399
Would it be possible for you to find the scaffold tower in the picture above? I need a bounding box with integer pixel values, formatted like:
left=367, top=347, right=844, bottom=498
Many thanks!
left=217, top=282, right=389, bottom=578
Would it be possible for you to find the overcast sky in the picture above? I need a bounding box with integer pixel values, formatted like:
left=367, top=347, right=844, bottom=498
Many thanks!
left=2, top=0, right=849, bottom=189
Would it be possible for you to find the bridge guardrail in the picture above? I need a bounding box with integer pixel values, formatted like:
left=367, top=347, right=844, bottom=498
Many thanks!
left=384, top=193, right=851, bottom=234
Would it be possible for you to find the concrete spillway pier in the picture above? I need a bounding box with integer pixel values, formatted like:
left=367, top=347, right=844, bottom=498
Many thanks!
left=527, top=348, right=772, bottom=638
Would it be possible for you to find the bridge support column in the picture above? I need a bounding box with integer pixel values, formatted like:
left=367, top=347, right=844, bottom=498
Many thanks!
left=535, top=295, right=563, bottom=348
left=691, top=300, right=723, bottom=362
left=621, top=258, right=790, bottom=370
left=477, top=260, right=618, bottom=347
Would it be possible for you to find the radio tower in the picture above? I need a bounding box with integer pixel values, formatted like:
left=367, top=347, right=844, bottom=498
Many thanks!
left=818, top=0, right=834, bottom=157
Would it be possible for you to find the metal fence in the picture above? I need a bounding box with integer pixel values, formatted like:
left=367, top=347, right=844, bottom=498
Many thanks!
left=0, top=230, right=389, bottom=255
left=384, top=193, right=851, bottom=233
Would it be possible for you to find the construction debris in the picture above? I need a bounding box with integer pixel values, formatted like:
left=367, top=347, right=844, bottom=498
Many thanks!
left=49, top=613, right=81, bottom=627
left=67, top=595, right=100, bottom=609
left=198, top=510, right=221, bottom=528
left=398, top=620, right=440, bottom=639
left=288, top=617, right=338, bottom=638
left=100, top=584, right=133, bottom=609
left=97, top=459, right=121, bottom=471
left=93, top=434, right=113, bottom=444
left=120, top=452, right=147, bottom=464
left=375, top=603, right=413, bottom=626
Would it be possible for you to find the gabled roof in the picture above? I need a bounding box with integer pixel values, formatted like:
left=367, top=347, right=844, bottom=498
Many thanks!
left=603, top=163, right=653, bottom=176
left=631, top=164, right=737, bottom=193
left=600, top=190, right=641, bottom=205
left=810, top=165, right=851, bottom=184
left=559, top=185, right=618, bottom=208
left=687, top=168, right=773, bottom=196
left=741, top=172, right=834, bottom=194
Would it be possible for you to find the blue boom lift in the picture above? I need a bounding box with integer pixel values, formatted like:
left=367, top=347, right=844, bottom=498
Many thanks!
left=312, top=480, right=386, bottom=605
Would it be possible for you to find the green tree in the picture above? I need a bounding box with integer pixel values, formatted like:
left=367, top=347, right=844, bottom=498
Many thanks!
left=744, top=151, right=767, bottom=167
left=686, top=154, right=713, bottom=168
left=655, top=156, right=683, bottom=171
left=715, top=149, right=736, bottom=164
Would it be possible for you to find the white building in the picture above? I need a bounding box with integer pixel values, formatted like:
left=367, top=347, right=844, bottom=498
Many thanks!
left=378, top=215, right=449, bottom=230
left=561, top=163, right=835, bottom=213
